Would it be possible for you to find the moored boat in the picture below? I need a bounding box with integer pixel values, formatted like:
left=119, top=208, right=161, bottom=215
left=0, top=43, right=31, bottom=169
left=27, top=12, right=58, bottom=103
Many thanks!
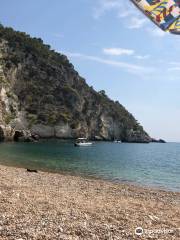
left=74, top=138, right=93, bottom=147
left=114, top=140, right=122, bottom=143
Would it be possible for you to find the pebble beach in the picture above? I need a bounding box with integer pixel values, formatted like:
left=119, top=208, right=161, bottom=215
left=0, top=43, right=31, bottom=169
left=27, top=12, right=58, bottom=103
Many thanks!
left=0, top=165, right=179, bottom=240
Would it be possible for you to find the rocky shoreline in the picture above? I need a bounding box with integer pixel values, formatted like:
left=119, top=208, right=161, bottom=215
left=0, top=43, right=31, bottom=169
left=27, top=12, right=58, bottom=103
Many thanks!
left=0, top=164, right=179, bottom=239
left=0, top=124, right=165, bottom=143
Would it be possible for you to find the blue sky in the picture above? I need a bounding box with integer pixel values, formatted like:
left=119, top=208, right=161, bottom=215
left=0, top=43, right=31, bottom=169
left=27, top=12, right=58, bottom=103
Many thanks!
left=0, top=0, right=180, bottom=141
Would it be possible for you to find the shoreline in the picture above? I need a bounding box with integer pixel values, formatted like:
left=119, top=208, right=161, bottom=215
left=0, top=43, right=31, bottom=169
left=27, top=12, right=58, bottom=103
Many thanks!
left=1, top=161, right=179, bottom=194
left=0, top=164, right=179, bottom=239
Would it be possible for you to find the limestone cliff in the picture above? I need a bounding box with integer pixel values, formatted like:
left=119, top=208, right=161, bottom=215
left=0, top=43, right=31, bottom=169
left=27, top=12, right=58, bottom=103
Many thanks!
left=0, top=25, right=151, bottom=142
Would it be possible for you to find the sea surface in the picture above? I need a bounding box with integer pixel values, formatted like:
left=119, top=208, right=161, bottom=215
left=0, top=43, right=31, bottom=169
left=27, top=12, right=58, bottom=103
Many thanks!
left=0, top=140, right=179, bottom=192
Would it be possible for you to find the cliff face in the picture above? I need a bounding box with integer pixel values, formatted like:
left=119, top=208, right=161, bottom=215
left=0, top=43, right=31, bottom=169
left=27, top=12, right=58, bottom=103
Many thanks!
left=0, top=25, right=151, bottom=142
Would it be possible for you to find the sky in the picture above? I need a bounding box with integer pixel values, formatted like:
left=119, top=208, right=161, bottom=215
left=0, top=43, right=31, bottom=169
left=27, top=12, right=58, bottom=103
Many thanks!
left=0, top=0, right=180, bottom=141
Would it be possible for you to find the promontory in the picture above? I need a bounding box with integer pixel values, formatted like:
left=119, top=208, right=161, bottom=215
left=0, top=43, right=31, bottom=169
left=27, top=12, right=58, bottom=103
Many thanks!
left=0, top=24, right=151, bottom=143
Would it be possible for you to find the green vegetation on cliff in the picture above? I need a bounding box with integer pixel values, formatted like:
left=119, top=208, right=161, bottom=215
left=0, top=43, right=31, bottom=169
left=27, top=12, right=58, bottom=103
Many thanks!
left=0, top=24, right=150, bottom=142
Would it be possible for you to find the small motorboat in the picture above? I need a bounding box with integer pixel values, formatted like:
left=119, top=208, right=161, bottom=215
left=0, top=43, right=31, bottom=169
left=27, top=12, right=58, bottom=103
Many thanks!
left=74, top=138, right=93, bottom=147
left=114, top=140, right=122, bottom=143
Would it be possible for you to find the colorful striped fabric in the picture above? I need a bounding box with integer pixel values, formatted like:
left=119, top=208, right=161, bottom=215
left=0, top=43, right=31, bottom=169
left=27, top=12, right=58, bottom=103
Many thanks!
left=130, top=0, right=180, bottom=34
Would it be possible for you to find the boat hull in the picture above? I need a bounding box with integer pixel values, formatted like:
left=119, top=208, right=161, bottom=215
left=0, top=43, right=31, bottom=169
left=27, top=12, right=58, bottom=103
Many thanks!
left=74, top=142, right=93, bottom=147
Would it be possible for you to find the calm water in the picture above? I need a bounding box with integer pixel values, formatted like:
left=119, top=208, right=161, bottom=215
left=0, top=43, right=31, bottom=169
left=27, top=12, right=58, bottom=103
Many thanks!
left=0, top=140, right=179, bottom=191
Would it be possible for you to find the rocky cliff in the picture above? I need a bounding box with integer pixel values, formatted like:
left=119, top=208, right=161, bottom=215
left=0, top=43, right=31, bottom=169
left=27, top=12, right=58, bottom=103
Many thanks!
left=0, top=24, right=151, bottom=142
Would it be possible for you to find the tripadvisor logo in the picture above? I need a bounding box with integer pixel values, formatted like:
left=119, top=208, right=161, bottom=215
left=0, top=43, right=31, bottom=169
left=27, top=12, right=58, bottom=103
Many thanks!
left=135, top=227, right=144, bottom=236
left=135, top=227, right=178, bottom=236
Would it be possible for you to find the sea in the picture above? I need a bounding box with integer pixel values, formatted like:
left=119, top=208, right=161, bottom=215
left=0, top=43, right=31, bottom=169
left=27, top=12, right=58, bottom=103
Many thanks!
left=0, top=140, right=179, bottom=192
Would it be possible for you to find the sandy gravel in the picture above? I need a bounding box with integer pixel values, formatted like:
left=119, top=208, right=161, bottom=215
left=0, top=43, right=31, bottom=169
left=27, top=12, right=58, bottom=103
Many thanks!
left=0, top=164, right=179, bottom=240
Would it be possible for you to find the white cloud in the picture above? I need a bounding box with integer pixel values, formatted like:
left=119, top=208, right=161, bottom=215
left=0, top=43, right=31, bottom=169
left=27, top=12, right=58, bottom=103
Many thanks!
left=168, top=67, right=180, bottom=71
left=167, top=62, right=180, bottom=71
left=128, top=17, right=147, bottom=29
left=93, top=0, right=147, bottom=29
left=64, top=51, right=154, bottom=76
left=93, top=0, right=123, bottom=19
left=170, top=61, right=180, bottom=66
left=103, top=48, right=134, bottom=56
left=93, top=0, right=138, bottom=19
left=148, top=28, right=166, bottom=37
left=135, top=55, right=150, bottom=60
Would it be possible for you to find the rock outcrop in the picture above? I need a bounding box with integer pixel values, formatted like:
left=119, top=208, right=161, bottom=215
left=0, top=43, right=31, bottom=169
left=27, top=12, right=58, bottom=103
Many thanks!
left=151, top=138, right=166, bottom=143
left=0, top=24, right=151, bottom=142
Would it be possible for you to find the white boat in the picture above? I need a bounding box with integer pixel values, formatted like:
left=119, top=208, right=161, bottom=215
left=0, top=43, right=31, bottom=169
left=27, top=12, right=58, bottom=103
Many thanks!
left=74, top=138, right=93, bottom=147
left=114, top=140, right=122, bottom=143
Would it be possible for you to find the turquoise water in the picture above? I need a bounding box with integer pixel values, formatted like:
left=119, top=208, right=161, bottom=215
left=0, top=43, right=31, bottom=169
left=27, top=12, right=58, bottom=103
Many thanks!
left=0, top=140, right=179, bottom=191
